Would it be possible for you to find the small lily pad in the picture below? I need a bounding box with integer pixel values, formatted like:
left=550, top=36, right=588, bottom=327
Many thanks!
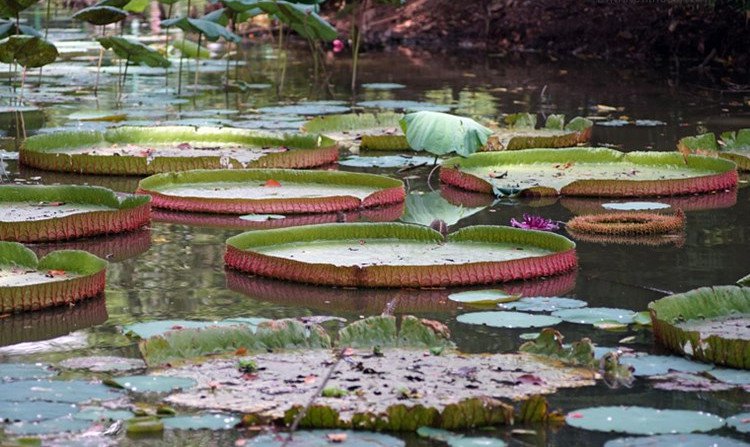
left=499, top=297, right=587, bottom=312
left=448, top=290, right=519, bottom=305
left=604, top=434, right=750, bottom=447
left=565, top=406, right=725, bottom=435
left=162, top=413, right=239, bottom=430
left=361, top=83, right=406, bottom=90
left=619, top=354, right=714, bottom=377
left=0, top=380, right=122, bottom=403
left=73, top=408, right=134, bottom=421
left=338, top=154, right=438, bottom=168
left=707, top=368, right=750, bottom=385
left=122, top=318, right=269, bottom=339
left=727, top=413, right=750, bottom=434
left=248, top=430, right=405, bottom=446
left=357, top=100, right=452, bottom=113
left=0, top=401, right=76, bottom=422
left=602, top=202, right=671, bottom=211
left=457, top=311, right=561, bottom=329
left=257, top=102, right=350, bottom=116
left=126, top=416, right=164, bottom=435
left=552, top=308, right=636, bottom=325
left=0, top=363, right=55, bottom=381
left=58, top=356, right=146, bottom=373
left=4, top=417, right=91, bottom=435
left=417, top=426, right=506, bottom=446
left=111, top=376, right=196, bottom=394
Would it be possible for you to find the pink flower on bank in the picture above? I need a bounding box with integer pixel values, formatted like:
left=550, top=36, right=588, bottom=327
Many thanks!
left=510, top=214, right=560, bottom=231
left=332, top=39, right=344, bottom=53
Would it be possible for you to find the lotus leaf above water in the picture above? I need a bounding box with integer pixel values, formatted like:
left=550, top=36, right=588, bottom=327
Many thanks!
left=0, top=184, right=150, bottom=242
left=224, top=223, right=578, bottom=287
left=649, top=285, right=750, bottom=369
left=20, top=126, right=338, bottom=175
left=440, top=147, right=738, bottom=197
left=0, top=241, right=107, bottom=313
left=678, top=129, right=750, bottom=171
left=136, top=169, right=405, bottom=215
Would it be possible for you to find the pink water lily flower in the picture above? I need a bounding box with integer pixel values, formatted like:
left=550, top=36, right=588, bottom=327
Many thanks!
left=332, top=39, right=344, bottom=53
left=510, top=214, right=560, bottom=231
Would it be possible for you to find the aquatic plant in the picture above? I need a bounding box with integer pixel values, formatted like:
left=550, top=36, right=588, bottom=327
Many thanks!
left=678, top=128, right=750, bottom=171
left=510, top=214, right=560, bottom=231
left=566, top=210, right=685, bottom=235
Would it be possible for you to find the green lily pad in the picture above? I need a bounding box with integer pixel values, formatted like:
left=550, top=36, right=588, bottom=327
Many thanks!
left=566, top=406, right=725, bottom=435
left=4, top=417, right=91, bottom=436
left=457, top=311, right=561, bottom=329
left=400, top=111, right=493, bottom=157
left=706, top=368, right=750, bottom=385
left=0, top=380, right=122, bottom=403
left=400, top=191, right=486, bottom=227
left=649, top=286, right=750, bottom=369
left=499, top=297, right=587, bottom=312
left=0, top=0, right=39, bottom=17
left=21, top=126, right=337, bottom=175
left=0, top=401, right=76, bottom=422
left=248, top=430, right=405, bottom=446
left=727, top=413, right=750, bottom=434
left=0, top=36, right=58, bottom=68
left=225, top=223, right=578, bottom=287
left=125, top=415, right=164, bottom=435
left=417, top=427, right=506, bottom=446
left=73, top=408, right=135, bottom=421
left=0, top=363, right=55, bottom=381
left=58, top=356, right=146, bottom=373
left=98, top=37, right=170, bottom=68
left=339, top=154, right=437, bottom=168
left=552, top=308, right=636, bottom=325
left=257, top=102, right=349, bottom=116
left=160, top=17, right=241, bottom=42
left=72, top=5, right=127, bottom=25
left=362, top=83, right=406, bottom=90
left=448, top=290, right=519, bottom=305
left=123, top=317, right=270, bottom=339
left=302, top=112, right=407, bottom=150
left=162, top=413, right=239, bottom=430
left=253, top=1, right=336, bottom=41
left=605, top=434, right=750, bottom=447
left=358, top=100, right=452, bottom=113
left=619, top=354, right=714, bottom=377
left=678, top=129, right=750, bottom=171
left=110, top=375, right=196, bottom=393
left=441, top=148, right=737, bottom=197
left=136, top=169, right=404, bottom=215
left=601, top=202, right=671, bottom=211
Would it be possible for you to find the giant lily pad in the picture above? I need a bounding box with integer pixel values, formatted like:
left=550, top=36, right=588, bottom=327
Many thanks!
left=678, top=129, right=750, bottom=171
left=20, top=126, right=338, bottom=175
left=565, top=406, right=725, bottom=435
left=136, top=169, right=404, bottom=214
left=649, top=286, right=750, bottom=369
left=338, top=154, right=437, bottom=169
left=605, top=434, right=750, bottom=447
left=0, top=185, right=150, bottom=242
left=0, top=242, right=107, bottom=313
left=123, top=317, right=270, bottom=339
left=457, top=311, right=561, bottom=328
left=302, top=112, right=408, bottom=150
left=0, top=363, right=55, bottom=381
left=440, top=148, right=738, bottom=197
left=225, top=223, right=578, bottom=288
left=0, top=379, right=122, bottom=403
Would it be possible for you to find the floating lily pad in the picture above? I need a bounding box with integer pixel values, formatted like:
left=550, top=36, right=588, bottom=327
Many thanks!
left=440, top=148, right=737, bottom=197
left=417, top=427, right=506, bottom=447
left=247, top=430, right=405, bottom=446
left=357, top=100, right=452, bottom=113
left=605, top=434, right=750, bottom=447
left=362, top=83, right=406, bottom=90
left=302, top=112, right=407, bottom=150
left=486, top=114, right=593, bottom=151
left=3, top=417, right=91, bottom=435
left=0, top=242, right=107, bottom=313
left=499, top=297, right=587, bottom=312
left=339, top=154, right=437, bottom=168
left=650, top=372, right=736, bottom=392
left=707, top=368, right=750, bottom=385
left=137, top=169, right=404, bottom=214
left=727, top=413, right=750, bottom=434
left=125, top=415, right=164, bottom=435
left=20, top=126, right=338, bottom=175
left=552, top=308, right=636, bottom=325
left=225, top=223, right=578, bottom=287
left=0, top=363, right=55, bottom=381
left=58, top=356, right=146, bottom=373
left=111, top=375, right=196, bottom=393
left=649, top=286, right=750, bottom=369
left=122, top=317, right=270, bottom=339
left=400, top=191, right=486, bottom=227
left=162, top=413, right=239, bottom=430
left=257, top=102, right=349, bottom=116
left=566, top=211, right=685, bottom=236
left=565, top=406, right=725, bottom=435
left=678, top=129, right=750, bottom=171
left=457, top=311, right=561, bottom=328
left=73, top=408, right=134, bottom=421
left=448, top=290, right=519, bottom=305
left=602, top=202, right=671, bottom=211
left=619, top=353, right=715, bottom=377
left=0, top=379, right=122, bottom=403
left=0, top=185, right=150, bottom=242
left=0, top=401, right=76, bottom=422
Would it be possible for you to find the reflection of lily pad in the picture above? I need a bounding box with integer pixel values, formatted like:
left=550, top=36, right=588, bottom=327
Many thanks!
left=499, top=297, right=587, bottom=312
left=605, top=434, right=750, bottom=447
left=440, top=148, right=738, bottom=197
left=248, top=430, right=405, bottom=446
left=111, top=375, right=196, bottom=393
left=619, top=354, right=714, bottom=377
left=552, top=307, right=635, bottom=325
left=21, top=126, right=338, bottom=175
left=649, top=286, right=750, bottom=369
left=0, top=185, right=150, bottom=242
left=457, top=311, right=561, bottom=328
left=225, top=223, right=578, bottom=287
left=4, top=417, right=91, bottom=435
left=566, top=406, right=725, bottom=435
left=137, top=169, right=405, bottom=214
left=162, top=413, right=239, bottom=430
left=400, top=191, right=486, bottom=227
left=0, top=241, right=107, bottom=313
left=707, top=368, right=750, bottom=385
left=339, top=154, right=437, bottom=168
left=357, top=100, right=451, bottom=113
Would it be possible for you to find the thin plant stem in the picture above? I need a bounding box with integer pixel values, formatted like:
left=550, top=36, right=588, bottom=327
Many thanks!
left=193, top=33, right=201, bottom=93
left=164, top=2, right=173, bottom=89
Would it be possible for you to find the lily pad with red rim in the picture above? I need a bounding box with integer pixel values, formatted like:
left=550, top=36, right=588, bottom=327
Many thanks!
left=0, top=185, right=150, bottom=243
left=225, top=223, right=578, bottom=288
left=565, top=406, right=725, bottom=435
left=136, top=169, right=405, bottom=214
left=649, top=285, right=750, bottom=369
left=485, top=113, right=593, bottom=151
left=440, top=148, right=738, bottom=197
left=20, top=126, right=338, bottom=175
left=302, top=112, right=408, bottom=151
left=0, top=241, right=107, bottom=313
left=678, top=129, right=750, bottom=171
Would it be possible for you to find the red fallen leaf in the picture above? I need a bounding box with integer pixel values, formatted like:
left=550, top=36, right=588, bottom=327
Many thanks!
left=326, top=433, right=348, bottom=443
left=264, top=179, right=282, bottom=187
left=569, top=412, right=583, bottom=419
left=45, top=270, right=66, bottom=278
left=177, top=143, right=192, bottom=150
left=304, top=375, right=317, bottom=384
left=235, top=347, right=248, bottom=356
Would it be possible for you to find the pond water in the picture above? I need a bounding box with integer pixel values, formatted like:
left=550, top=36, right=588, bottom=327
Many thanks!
left=1, top=26, right=749, bottom=446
